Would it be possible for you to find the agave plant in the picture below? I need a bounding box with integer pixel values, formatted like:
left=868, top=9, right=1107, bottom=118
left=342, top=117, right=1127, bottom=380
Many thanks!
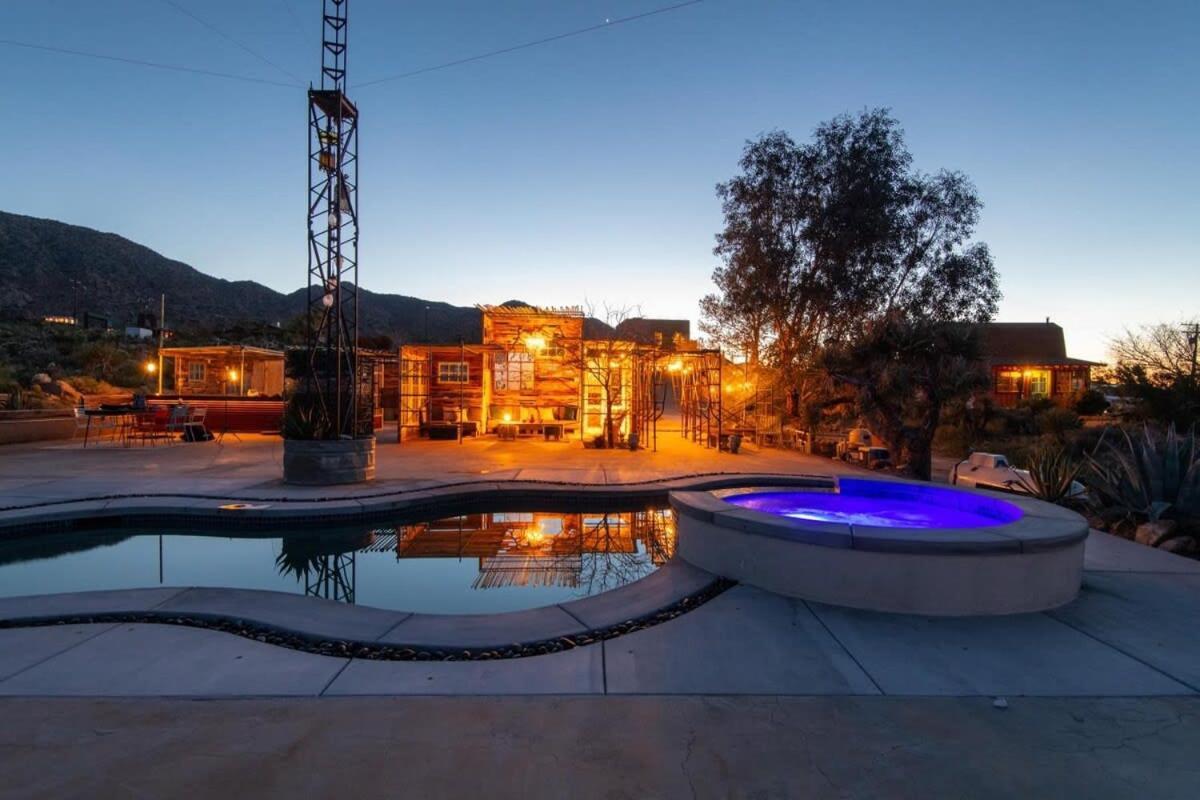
left=281, top=394, right=332, bottom=440
left=1015, top=444, right=1082, bottom=505
left=1084, top=424, right=1200, bottom=522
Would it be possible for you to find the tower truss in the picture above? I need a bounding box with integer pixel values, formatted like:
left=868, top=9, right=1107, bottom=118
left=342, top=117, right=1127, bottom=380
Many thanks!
left=306, top=0, right=364, bottom=436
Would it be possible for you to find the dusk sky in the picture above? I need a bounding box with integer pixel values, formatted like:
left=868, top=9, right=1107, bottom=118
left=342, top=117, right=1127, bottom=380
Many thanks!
left=3, top=0, right=1197, bottom=361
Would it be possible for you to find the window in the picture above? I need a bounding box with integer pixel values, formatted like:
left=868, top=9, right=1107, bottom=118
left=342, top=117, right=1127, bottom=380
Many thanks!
left=1027, top=370, right=1050, bottom=397
left=995, top=371, right=1020, bottom=393
left=494, top=351, right=534, bottom=391
left=437, top=361, right=469, bottom=384
left=188, top=362, right=206, bottom=382
left=1070, top=375, right=1085, bottom=392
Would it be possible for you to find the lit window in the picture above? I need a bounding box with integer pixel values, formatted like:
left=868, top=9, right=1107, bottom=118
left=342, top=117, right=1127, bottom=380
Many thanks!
left=437, top=362, right=469, bottom=384
left=188, top=362, right=206, bottom=382
left=1027, top=371, right=1050, bottom=397
left=995, top=371, right=1020, bottom=393
left=494, top=351, right=534, bottom=391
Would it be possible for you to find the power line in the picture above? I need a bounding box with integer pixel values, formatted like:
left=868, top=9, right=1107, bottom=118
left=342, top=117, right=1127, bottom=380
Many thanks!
left=0, top=38, right=300, bottom=89
left=159, top=0, right=304, bottom=86
left=353, top=0, right=706, bottom=89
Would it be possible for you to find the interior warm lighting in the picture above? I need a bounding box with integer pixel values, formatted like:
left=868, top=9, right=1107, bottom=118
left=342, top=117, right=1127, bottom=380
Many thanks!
left=144, top=361, right=157, bottom=374
left=228, top=368, right=239, bottom=382
left=521, top=524, right=547, bottom=547
left=502, top=411, right=512, bottom=422
left=523, top=335, right=547, bottom=352
left=667, top=359, right=683, bottom=373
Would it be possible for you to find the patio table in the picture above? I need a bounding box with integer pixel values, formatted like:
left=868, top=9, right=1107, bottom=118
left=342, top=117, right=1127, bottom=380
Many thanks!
left=82, top=408, right=138, bottom=448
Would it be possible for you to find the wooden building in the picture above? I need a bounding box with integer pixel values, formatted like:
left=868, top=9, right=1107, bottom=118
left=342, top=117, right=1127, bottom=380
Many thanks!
left=152, top=345, right=286, bottom=433
left=976, top=322, right=1102, bottom=407
left=399, top=305, right=590, bottom=440
left=398, top=304, right=702, bottom=444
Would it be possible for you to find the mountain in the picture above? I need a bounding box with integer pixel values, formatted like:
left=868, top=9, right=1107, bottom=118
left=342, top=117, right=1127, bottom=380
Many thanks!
left=0, top=210, right=480, bottom=343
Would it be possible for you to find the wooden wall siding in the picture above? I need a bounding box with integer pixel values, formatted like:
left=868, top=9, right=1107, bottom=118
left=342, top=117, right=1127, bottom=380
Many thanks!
left=989, top=365, right=1091, bottom=408
left=173, top=355, right=282, bottom=396
left=482, top=309, right=585, bottom=419
left=481, top=308, right=584, bottom=351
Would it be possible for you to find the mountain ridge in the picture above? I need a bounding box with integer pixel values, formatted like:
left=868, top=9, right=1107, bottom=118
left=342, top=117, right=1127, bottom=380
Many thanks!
left=0, top=210, right=483, bottom=343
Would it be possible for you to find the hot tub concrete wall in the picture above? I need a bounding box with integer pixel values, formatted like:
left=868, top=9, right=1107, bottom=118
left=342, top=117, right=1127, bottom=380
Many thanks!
left=676, top=514, right=1084, bottom=615
left=672, top=479, right=1089, bottom=616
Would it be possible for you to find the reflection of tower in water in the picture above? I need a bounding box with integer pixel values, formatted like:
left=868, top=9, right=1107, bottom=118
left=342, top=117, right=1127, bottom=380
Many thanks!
left=276, top=533, right=368, bottom=604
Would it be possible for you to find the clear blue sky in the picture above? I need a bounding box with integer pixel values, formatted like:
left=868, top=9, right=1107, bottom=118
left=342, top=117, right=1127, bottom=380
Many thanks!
left=3, top=1, right=1197, bottom=360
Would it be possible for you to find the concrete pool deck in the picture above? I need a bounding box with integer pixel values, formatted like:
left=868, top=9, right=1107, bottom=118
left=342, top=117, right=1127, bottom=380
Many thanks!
left=0, top=531, right=1198, bottom=698
left=4, top=432, right=1200, bottom=796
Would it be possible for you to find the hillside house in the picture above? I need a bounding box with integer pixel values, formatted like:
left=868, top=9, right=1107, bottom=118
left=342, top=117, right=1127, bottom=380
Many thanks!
left=977, top=321, right=1102, bottom=407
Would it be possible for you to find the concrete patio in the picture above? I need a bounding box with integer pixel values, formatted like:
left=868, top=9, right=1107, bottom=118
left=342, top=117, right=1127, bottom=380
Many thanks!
left=3, top=431, right=1200, bottom=797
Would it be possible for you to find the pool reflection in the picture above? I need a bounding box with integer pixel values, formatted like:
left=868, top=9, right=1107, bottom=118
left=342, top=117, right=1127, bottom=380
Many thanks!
left=0, top=508, right=677, bottom=613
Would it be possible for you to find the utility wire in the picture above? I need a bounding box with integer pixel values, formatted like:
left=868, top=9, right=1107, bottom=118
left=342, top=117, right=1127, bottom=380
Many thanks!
left=159, top=0, right=304, bottom=86
left=354, top=0, right=705, bottom=89
left=0, top=39, right=299, bottom=89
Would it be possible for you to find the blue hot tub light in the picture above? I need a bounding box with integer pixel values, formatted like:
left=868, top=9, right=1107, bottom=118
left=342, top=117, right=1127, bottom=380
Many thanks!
left=723, top=479, right=1024, bottom=529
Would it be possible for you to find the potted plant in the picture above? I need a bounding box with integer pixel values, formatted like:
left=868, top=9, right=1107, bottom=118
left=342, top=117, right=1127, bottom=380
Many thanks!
left=281, top=394, right=376, bottom=485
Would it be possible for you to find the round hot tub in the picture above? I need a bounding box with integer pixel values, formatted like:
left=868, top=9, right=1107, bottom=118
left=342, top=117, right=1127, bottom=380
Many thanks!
left=671, top=477, right=1088, bottom=616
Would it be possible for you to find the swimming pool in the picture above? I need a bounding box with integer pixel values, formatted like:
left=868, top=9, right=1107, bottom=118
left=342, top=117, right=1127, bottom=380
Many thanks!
left=0, top=504, right=676, bottom=614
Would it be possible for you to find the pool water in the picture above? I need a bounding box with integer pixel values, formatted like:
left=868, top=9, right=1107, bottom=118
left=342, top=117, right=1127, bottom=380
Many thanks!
left=0, top=506, right=676, bottom=614
left=724, top=483, right=1023, bottom=529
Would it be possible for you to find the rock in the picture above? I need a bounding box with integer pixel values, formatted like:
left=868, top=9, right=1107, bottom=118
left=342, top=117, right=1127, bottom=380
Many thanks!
left=31, top=373, right=51, bottom=385
left=1084, top=514, right=1109, bottom=532
left=1158, top=536, right=1198, bottom=556
left=1136, top=520, right=1177, bottom=547
left=1111, top=518, right=1138, bottom=540
left=992, top=697, right=1009, bottom=710
left=53, top=380, right=82, bottom=401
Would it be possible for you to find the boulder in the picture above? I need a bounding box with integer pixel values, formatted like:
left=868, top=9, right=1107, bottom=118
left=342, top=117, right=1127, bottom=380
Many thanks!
left=1111, top=518, right=1138, bottom=540
left=54, top=380, right=82, bottom=402
left=1135, top=519, right=1177, bottom=547
left=1159, top=536, right=1198, bottom=557
left=31, top=373, right=52, bottom=385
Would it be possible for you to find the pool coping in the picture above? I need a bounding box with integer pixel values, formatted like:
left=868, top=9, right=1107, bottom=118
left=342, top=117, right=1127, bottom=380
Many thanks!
left=0, top=472, right=832, bottom=535
left=671, top=476, right=1089, bottom=555
left=0, top=562, right=732, bottom=658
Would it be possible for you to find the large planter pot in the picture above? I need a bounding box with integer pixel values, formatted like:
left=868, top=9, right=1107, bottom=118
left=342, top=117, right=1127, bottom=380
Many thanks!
left=283, top=437, right=376, bottom=485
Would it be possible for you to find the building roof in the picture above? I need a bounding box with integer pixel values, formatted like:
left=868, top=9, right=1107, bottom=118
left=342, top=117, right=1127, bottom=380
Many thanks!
left=159, top=345, right=284, bottom=359
left=477, top=303, right=584, bottom=317
left=614, top=317, right=691, bottom=346
left=975, top=322, right=1103, bottom=367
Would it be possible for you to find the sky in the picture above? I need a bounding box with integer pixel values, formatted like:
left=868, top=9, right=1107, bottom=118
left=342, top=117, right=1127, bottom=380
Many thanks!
left=2, top=0, right=1197, bottom=361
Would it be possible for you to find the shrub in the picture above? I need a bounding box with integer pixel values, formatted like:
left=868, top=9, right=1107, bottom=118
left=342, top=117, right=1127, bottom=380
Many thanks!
left=281, top=394, right=332, bottom=440
left=1075, top=389, right=1110, bottom=416
left=1084, top=424, right=1200, bottom=522
left=1038, top=407, right=1082, bottom=441
left=1016, top=444, right=1082, bottom=505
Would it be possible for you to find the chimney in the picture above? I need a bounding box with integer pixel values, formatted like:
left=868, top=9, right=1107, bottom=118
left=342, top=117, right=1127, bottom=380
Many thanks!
left=1045, top=316, right=1050, bottom=324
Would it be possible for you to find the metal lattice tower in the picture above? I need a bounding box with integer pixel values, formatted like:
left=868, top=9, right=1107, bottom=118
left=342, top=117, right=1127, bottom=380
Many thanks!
left=306, top=0, right=361, bottom=436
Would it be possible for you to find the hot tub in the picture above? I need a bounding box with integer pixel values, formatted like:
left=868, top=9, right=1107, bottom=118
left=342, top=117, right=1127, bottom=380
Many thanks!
left=670, top=477, right=1088, bottom=616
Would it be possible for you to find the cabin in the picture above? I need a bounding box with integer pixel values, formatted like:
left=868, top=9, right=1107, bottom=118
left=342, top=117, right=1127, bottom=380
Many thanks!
left=398, top=304, right=697, bottom=444
left=152, top=345, right=286, bottom=433
left=399, top=305, right=587, bottom=440
left=976, top=322, right=1102, bottom=407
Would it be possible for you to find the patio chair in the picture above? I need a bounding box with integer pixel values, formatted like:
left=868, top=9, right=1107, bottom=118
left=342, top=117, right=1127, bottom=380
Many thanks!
left=163, top=406, right=190, bottom=444
left=184, top=407, right=209, bottom=441
left=130, top=411, right=160, bottom=447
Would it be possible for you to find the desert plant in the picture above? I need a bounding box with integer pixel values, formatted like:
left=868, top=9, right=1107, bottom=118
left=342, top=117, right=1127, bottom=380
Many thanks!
left=1074, top=388, right=1110, bottom=416
left=1084, top=424, right=1200, bottom=522
left=1038, top=407, right=1082, bottom=442
left=281, top=395, right=332, bottom=440
left=1015, top=444, right=1082, bottom=504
